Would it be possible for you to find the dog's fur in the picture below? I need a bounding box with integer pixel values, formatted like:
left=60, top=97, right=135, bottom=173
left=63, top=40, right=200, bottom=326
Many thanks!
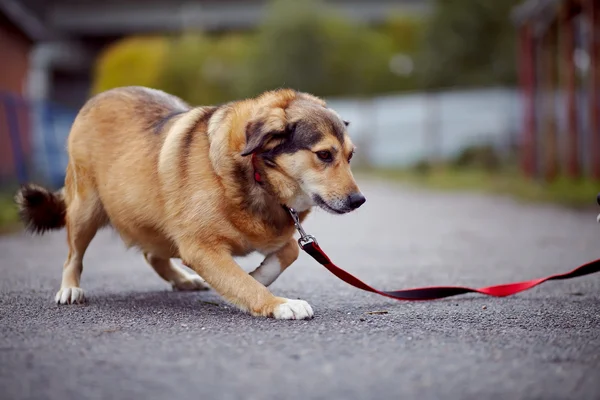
left=15, top=86, right=365, bottom=319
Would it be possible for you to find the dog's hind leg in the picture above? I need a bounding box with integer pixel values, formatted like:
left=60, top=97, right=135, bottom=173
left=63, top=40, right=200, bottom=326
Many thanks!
left=250, top=237, right=299, bottom=287
left=143, top=253, right=209, bottom=291
left=55, top=188, right=106, bottom=305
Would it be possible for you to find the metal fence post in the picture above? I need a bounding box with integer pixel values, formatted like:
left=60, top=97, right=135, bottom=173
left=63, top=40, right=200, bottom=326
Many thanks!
left=3, top=93, right=28, bottom=184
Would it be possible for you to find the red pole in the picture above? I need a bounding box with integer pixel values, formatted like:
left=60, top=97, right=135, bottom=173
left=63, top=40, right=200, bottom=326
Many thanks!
left=520, top=24, right=536, bottom=178
left=543, top=23, right=558, bottom=182
left=588, top=0, right=600, bottom=180
left=563, top=4, right=580, bottom=179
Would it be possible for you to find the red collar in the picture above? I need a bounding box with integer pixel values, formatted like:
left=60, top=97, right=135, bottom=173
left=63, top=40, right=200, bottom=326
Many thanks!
left=251, top=153, right=262, bottom=183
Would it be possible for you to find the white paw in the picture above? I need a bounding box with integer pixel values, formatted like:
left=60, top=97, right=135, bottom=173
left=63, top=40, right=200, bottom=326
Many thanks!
left=172, top=274, right=210, bottom=291
left=273, top=299, right=314, bottom=320
left=55, top=287, right=85, bottom=305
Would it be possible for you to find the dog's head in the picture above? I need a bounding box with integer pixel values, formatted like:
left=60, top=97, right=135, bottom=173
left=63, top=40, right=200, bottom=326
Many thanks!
left=241, top=91, right=365, bottom=214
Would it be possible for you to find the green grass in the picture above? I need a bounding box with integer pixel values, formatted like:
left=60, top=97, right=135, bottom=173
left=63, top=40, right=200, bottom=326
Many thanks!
left=359, top=166, right=600, bottom=209
left=0, top=191, right=21, bottom=234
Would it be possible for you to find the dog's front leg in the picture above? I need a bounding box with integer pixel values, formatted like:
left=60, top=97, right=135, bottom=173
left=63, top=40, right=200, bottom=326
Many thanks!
left=250, top=237, right=299, bottom=287
left=180, top=242, right=312, bottom=319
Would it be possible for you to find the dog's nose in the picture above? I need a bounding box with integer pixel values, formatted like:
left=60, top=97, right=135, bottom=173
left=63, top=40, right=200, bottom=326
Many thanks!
left=347, top=192, right=366, bottom=210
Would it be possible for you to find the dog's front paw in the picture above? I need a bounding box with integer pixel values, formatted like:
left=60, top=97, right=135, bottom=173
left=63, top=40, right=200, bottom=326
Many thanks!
left=172, top=274, right=210, bottom=291
left=272, top=299, right=314, bottom=320
left=55, top=287, right=85, bottom=305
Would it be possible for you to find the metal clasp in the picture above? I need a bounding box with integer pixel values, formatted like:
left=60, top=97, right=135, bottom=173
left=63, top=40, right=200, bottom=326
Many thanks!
left=287, top=207, right=317, bottom=247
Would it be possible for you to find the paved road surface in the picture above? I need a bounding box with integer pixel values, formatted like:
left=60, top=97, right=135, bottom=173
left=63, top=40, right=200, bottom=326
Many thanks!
left=1, top=179, right=599, bottom=400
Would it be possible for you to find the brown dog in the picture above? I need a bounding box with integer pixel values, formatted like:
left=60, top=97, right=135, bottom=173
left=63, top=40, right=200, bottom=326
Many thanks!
left=15, top=86, right=365, bottom=319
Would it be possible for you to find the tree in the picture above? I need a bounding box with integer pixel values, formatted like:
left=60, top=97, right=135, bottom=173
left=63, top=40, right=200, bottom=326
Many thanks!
left=157, top=33, right=253, bottom=105
left=243, top=0, right=331, bottom=97
left=243, top=0, right=419, bottom=98
left=92, top=0, right=429, bottom=104
left=418, top=0, right=521, bottom=89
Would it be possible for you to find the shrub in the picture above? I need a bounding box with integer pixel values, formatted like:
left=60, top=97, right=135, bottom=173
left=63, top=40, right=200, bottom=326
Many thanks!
left=92, top=36, right=167, bottom=94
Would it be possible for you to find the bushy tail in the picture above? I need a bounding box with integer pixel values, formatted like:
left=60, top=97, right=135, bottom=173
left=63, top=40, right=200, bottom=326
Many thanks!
left=14, top=184, right=66, bottom=234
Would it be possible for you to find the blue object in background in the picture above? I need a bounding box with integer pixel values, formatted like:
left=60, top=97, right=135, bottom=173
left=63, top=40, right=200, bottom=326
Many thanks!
left=0, top=91, right=76, bottom=189
left=39, top=101, right=75, bottom=188
left=2, top=93, right=28, bottom=185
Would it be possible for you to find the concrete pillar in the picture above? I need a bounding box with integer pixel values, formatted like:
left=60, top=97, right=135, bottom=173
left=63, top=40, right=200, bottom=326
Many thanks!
left=25, top=40, right=93, bottom=186
left=26, top=41, right=93, bottom=102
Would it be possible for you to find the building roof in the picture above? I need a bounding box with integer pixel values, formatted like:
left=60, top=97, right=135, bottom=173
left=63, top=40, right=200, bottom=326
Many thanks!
left=512, top=0, right=566, bottom=23
left=1, top=0, right=429, bottom=41
left=0, top=0, right=51, bottom=40
left=511, top=0, right=570, bottom=37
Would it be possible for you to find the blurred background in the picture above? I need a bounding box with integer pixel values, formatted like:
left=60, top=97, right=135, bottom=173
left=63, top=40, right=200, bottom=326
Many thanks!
left=0, top=0, right=599, bottom=229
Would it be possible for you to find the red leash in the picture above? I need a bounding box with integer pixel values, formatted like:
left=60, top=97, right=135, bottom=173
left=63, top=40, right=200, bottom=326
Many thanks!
left=287, top=208, right=600, bottom=301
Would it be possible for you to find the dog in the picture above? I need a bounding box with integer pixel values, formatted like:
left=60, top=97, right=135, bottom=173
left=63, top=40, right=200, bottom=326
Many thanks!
left=15, top=86, right=365, bottom=320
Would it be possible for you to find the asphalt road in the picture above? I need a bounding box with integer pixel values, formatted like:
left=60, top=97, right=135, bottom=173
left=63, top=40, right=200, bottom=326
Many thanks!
left=1, top=178, right=599, bottom=400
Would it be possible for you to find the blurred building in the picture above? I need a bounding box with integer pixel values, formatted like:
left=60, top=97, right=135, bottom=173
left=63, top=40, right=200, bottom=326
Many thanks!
left=513, top=0, right=599, bottom=181
left=0, top=5, right=35, bottom=182
left=0, top=0, right=428, bottom=108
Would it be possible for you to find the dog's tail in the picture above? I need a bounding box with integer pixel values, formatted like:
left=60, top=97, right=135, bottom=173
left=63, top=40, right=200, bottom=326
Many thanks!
left=14, top=184, right=67, bottom=234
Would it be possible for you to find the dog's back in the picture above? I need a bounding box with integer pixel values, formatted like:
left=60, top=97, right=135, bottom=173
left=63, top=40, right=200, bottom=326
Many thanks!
left=68, top=86, right=189, bottom=174
left=20, top=87, right=210, bottom=253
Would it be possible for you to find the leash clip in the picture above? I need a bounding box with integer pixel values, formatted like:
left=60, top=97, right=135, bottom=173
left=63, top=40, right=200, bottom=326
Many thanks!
left=287, top=207, right=317, bottom=247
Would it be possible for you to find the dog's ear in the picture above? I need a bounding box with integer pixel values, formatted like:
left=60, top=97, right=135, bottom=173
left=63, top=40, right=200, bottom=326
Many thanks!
left=241, top=121, right=273, bottom=156
left=241, top=107, right=288, bottom=156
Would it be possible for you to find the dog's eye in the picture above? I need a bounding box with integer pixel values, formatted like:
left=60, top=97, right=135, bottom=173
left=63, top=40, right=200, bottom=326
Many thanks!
left=348, top=151, right=354, bottom=163
left=316, top=150, right=333, bottom=162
